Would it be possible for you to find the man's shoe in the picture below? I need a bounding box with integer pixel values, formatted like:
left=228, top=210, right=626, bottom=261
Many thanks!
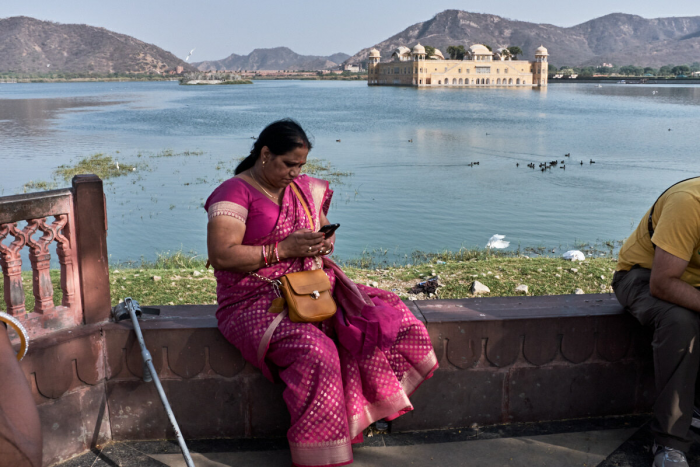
left=653, top=441, right=688, bottom=466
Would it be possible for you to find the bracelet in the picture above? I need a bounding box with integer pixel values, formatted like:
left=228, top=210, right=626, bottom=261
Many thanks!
left=274, top=242, right=280, bottom=263
left=321, top=242, right=335, bottom=256
left=0, top=312, right=29, bottom=361
left=262, top=245, right=270, bottom=267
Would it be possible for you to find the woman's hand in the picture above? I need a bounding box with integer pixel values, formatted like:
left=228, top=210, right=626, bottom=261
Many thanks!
left=319, top=233, right=335, bottom=255
left=279, top=229, right=325, bottom=259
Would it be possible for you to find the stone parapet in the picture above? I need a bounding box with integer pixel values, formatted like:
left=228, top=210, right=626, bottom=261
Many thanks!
left=19, top=294, right=654, bottom=466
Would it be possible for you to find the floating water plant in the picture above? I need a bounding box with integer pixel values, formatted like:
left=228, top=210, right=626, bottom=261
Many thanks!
left=54, top=153, right=137, bottom=181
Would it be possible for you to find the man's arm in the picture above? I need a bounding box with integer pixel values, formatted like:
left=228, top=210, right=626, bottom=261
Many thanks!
left=0, top=326, right=42, bottom=467
left=650, top=246, right=700, bottom=313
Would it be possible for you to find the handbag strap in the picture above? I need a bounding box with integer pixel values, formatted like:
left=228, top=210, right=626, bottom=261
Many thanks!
left=290, top=182, right=315, bottom=231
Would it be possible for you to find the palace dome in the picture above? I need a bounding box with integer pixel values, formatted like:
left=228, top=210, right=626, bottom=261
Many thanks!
left=369, top=48, right=380, bottom=58
left=431, top=48, right=445, bottom=59
left=470, top=44, right=492, bottom=55
left=535, top=45, right=549, bottom=56
left=412, top=43, right=426, bottom=54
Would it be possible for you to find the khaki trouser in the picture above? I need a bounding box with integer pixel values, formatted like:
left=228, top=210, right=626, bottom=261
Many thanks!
left=613, top=266, right=700, bottom=451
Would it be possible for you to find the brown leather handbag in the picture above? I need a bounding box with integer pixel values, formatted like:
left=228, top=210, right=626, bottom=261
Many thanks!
left=265, top=182, right=337, bottom=323
left=278, top=268, right=337, bottom=323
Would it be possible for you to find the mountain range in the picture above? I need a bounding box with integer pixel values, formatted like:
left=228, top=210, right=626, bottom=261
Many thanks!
left=346, top=10, right=700, bottom=67
left=0, top=16, right=194, bottom=74
left=192, top=48, right=350, bottom=71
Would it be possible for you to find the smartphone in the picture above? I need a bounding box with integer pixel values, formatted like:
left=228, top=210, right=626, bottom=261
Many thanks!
left=319, top=223, right=340, bottom=238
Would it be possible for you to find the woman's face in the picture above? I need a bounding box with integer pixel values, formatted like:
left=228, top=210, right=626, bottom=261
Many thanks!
left=261, top=145, right=309, bottom=188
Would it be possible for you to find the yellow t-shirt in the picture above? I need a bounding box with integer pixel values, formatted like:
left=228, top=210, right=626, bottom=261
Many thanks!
left=617, top=178, right=700, bottom=286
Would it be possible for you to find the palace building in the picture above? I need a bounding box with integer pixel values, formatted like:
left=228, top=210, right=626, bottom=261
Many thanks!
left=367, top=44, right=548, bottom=88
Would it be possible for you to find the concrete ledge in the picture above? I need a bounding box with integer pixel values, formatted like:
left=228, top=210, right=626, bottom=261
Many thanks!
left=22, top=294, right=654, bottom=466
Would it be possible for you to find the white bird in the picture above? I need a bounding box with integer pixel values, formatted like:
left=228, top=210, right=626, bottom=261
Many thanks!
left=486, top=234, right=510, bottom=249
left=185, top=48, right=195, bottom=61
left=563, top=250, right=585, bottom=261
left=115, top=161, right=120, bottom=170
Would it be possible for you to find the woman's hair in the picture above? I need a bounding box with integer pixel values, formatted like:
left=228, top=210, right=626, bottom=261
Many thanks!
left=235, top=119, right=312, bottom=175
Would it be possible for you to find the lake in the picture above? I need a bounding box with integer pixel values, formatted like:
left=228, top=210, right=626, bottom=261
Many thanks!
left=1, top=80, right=699, bottom=265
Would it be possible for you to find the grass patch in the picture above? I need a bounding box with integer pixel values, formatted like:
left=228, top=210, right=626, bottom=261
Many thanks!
left=22, top=180, right=59, bottom=193
left=54, top=153, right=137, bottom=182
left=152, top=149, right=205, bottom=158
left=302, top=159, right=352, bottom=184
left=0, top=251, right=618, bottom=309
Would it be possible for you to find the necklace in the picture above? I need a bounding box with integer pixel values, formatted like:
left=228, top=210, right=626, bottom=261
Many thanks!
left=250, top=170, right=279, bottom=201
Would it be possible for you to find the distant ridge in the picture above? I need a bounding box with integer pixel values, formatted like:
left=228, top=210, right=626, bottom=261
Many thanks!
left=346, top=10, right=700, bottom=67
left=0, top=16, right=195, bottom=74
left=193, top=47, right=350, bottom=71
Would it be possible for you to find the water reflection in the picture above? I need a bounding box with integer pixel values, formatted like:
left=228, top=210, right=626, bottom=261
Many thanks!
left=0, top=97, right=121, bottom=138
left=574, top=84, right=700, bottom=106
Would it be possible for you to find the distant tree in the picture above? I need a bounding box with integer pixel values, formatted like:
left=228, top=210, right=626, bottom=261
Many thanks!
left=507, top=46, right=523, bottom=60
left=446, top=45, right=466, bottom=60
left=559, top=68, right=575, bottom=75
left=547, top=64, right=557, bottom=73
left=658, top=65, right=673, bottom=76
left=424, top=46, right=436, bottom=58
left=691, top=62, right=700, bottom=72
left=643, top=67, right=658, bottom=75
left=671, top=65, right=691, bottom=76
left=579, top=66, right=595, bottom=77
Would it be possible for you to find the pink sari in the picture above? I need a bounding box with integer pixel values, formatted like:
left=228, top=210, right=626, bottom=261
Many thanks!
left=205, top=174, right=438, bottom=467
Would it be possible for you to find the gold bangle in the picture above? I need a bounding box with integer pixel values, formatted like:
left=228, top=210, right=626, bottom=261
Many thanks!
left=0, top=312, right=29, bottom=361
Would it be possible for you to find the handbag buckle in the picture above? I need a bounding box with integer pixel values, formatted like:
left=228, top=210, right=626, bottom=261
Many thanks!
left=311, top=291, right=320, bottom=300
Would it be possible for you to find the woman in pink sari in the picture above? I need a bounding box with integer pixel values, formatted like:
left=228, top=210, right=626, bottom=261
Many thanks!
left=206, top=120, right=437, bottom=467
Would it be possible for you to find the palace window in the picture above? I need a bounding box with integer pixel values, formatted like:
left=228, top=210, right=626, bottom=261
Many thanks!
left=475, top=67, right=491, bottom=74
left=394, top=67, right=400, bottom=74
left=459, top=78, right=463, bottom=84
left=458, top=68, right=462, bottom=73
left=505, top=69, right=508, bottom=73
left=444, top=67, right=448, bottom=72
left=466, top=69, right=470, bottom=73
left=452, top=78, right=456, bottom=84
left=497, top=69, right=500, bottom=73
left=438, top=80, right=441, bottom=84
left=516, top=78, right=520, bottom=84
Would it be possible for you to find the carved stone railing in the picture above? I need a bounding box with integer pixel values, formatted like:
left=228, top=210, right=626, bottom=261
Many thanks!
left=0, top=175, right=111, bottom=338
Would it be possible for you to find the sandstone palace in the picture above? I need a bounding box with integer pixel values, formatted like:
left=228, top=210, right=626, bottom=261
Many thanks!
left=367, top=44, right=548, bottom=88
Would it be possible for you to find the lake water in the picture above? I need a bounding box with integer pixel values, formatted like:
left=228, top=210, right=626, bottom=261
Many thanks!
left=1, top=80, right=700, bottom=265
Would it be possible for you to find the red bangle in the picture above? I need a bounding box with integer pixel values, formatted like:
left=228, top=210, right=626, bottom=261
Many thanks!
left=262, top=245, right=269, bottom=267
left=274, top=242, right=280, bottom=263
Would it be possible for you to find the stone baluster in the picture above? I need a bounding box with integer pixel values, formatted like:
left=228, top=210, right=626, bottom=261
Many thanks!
left=26, top=218, right=55, bottom=313
left=54, top=215, right=77, bottom=308
left=0, top=223, right=29, bottom=315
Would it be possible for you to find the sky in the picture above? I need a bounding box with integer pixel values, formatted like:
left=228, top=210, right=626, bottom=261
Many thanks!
left=4, top=0, right=699, bottom=61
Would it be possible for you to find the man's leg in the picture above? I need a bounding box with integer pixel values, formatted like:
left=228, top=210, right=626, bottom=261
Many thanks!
left=614, top=267, right=700, bottom=452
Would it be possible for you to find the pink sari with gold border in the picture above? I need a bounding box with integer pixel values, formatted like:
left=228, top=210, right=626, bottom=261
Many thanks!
left=205, top=174, right=437, bottom=467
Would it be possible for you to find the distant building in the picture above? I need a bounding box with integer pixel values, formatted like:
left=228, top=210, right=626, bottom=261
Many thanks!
left=367, top=44, right=548, bottom=88
left=600, top=63, right=614, bottom=68
left=343, top=64, right=362, bottom=73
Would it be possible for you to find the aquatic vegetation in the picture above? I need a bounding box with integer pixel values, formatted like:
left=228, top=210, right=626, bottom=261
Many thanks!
left=54, top=153, right=137, bottom=182
left=152, top=149, right=205, bottom=158
left=302, top=158, right=353, bottom=184
left=21, top=180, right=58, bottom=193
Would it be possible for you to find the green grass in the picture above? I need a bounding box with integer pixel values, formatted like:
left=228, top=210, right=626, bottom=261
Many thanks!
left=0, top=251, right=617, bottom=310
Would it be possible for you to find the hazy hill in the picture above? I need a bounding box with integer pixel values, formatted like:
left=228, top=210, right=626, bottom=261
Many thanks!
left=193, top=47, right=350, bottom=71
left=0, top=16, right=195, bottom=74
left=347, top=10, right=700, bottom=67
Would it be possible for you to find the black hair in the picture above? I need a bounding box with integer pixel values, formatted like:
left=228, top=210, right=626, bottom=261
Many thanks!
left=235, top=119, right=312, bottom=175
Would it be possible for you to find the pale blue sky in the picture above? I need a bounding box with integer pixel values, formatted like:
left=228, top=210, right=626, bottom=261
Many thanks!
left=4, top=1, right=699, bottom=61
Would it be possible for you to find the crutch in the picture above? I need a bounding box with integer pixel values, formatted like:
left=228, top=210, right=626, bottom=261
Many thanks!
left=112, top=298, right=195, bottom=467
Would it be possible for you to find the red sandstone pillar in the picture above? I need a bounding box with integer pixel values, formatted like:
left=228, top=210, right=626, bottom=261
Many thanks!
left=72, top=175, right=111, bottom=324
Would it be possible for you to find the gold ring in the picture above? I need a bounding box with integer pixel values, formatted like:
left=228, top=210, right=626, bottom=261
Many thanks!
left=308, top=246, right=313, bottom=251
left=0, top=312, right=29, bottom=361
